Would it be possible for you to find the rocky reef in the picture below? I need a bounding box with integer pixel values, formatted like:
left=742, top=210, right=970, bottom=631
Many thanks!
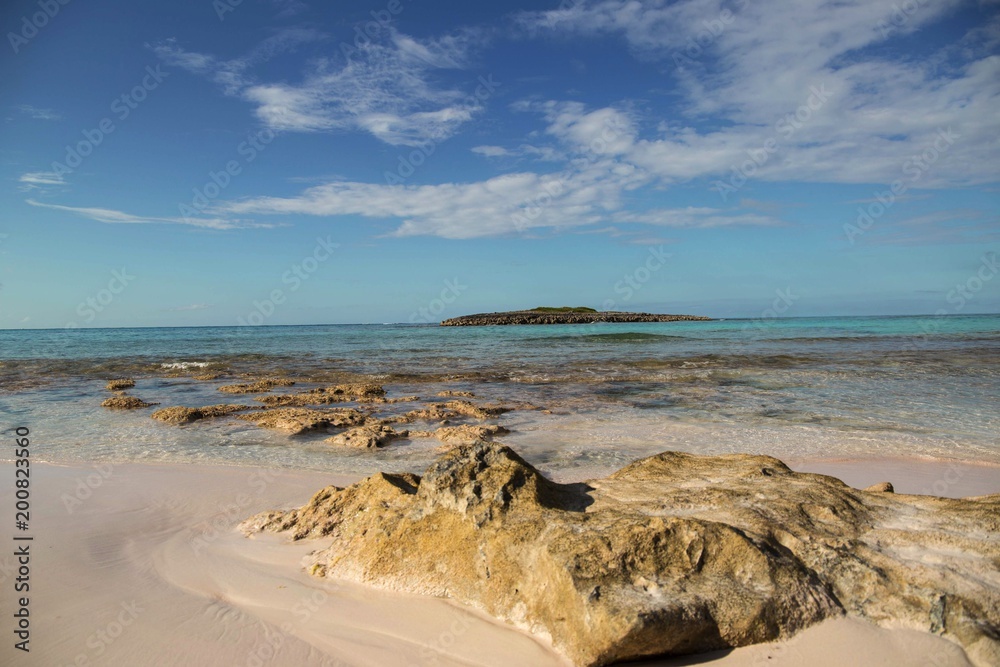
left=257, top=383, right=386, bottom=406
left=242, top=442, right=1000, bottom=667
left=101, top=395, right=157, bottom=409
left=235, top=407, right=368, bottom=435
left=151, top=404, right=256, bottom=424
left=218, top=378, right=296, bottom=394
left=325, top=424, right=409, bottom=448
left=105, top=378, right=136, bottom=391
left=441, top=310, right=712, bottom=326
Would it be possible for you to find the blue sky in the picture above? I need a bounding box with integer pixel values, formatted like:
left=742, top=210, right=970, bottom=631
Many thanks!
left=1, top=0, right=998, bottom=327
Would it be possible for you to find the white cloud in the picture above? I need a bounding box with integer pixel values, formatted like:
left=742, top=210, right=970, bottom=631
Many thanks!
left=162, top=303, right=215, bottom=312
left=89, top=1, right=996, bottom=241
left=471, top=145, right=512, bottom=157
left=218, top=134, right=776, bottom=238
left=25, top=200, right=273, bottom=230
left=19, top=171, right=65, bottom=188
left=517, top=0, right=1000, bottom=189
left=15, top=105, right=60, bottom=120
left=152, top=28, right=324, bottom=95
left=154, top=28, right=487, bottom=146
left=471, top=143, right=564, bottom=161
left=612, top=207, right=784, bottom=229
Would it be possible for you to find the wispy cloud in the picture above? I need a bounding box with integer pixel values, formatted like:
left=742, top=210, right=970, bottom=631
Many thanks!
left=471, top=145, right=511, bottom=157
left=153, top=27, right=488, bottom=146
left=15, top=105, right=60, bottom=120
left=216, top=99, right=782, bottom=238
left=516, top=0, right=1000, bottom=189
left=162, top=303, right=215, bottom=312
left=78, top=1, right=997, bottom=242
left=19, top=171, right=66, bottom=190
left=26, top=199, right=273, bottom=230
left=856, top=209, right=1000, bottom=246
left=270, top=0, right=308, bottom=18
left=611, top=208, right=785, bottom=229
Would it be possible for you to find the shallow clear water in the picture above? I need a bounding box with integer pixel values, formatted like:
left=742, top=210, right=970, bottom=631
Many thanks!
left=1, top=315, right=998, bottom=477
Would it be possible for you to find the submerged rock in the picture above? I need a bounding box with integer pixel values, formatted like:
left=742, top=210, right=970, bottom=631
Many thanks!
left=152, top=404, right=255, bottom=424
left=105, top=378, right=136, bottom=391
left=243, top=442, right=1000, bottom=667
left=440, top=399, right=511, bottom=419
left=258, top=383, right=389, bottom=407
left=390, top=400, right=512, bottom=424
left=236, top=407, right=367, bottom=435
left=101, top=395, right=156, bottom=409
left=218, top=378, right=296, bottom=394
left=432, top=424, right=509, bottom=447
left=325, top=424, right=408, bottom=449
left=388, top=404, right=460, bottom=424
left=356, top=395, right=420, bottom=404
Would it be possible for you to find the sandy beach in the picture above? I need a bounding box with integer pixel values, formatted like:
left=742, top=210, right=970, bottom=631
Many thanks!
left=3, top=457, right=991, bottom=667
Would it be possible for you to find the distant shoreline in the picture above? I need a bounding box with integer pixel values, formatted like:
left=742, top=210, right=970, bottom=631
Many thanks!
left=441, top=310, right=713, bottom=326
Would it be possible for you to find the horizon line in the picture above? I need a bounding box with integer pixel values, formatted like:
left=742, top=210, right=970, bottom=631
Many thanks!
left=2, top=311, right=998, bottom=332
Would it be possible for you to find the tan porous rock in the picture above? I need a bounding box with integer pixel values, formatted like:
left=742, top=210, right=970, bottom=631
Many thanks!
left=257, top=384, right=387, bottom=407
left=237, top=408, right=367, bottom=435
left=437, top=390, right=476, bottom=398
left=389, top=400, right=512, bottom=424
left=152, top=404, right=255, bottom=424
left=101, top=395, right=156, bottom=409
left=432, top=424, right=509, bottom=447
left=243, top=443, right=1000, bottom=667
left=218, top=378, right=296, bottom=394
left=863, top=481, right=895, bottom=493
left=105, top=378, right=135, bottom=391
left=439, top=399, right=512, bottom=419
left=325, top=424, right=408, bottom=449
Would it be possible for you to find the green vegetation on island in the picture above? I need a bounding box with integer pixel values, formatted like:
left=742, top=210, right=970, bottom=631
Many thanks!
left=529, top=306, right=598, bottom=314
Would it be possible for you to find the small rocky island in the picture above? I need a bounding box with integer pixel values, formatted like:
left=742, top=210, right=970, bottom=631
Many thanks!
left=441, top=307, right=711, bottom=326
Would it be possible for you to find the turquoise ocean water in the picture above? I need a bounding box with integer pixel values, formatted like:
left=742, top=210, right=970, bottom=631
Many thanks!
left=1, top=314, right=998, bottom=477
